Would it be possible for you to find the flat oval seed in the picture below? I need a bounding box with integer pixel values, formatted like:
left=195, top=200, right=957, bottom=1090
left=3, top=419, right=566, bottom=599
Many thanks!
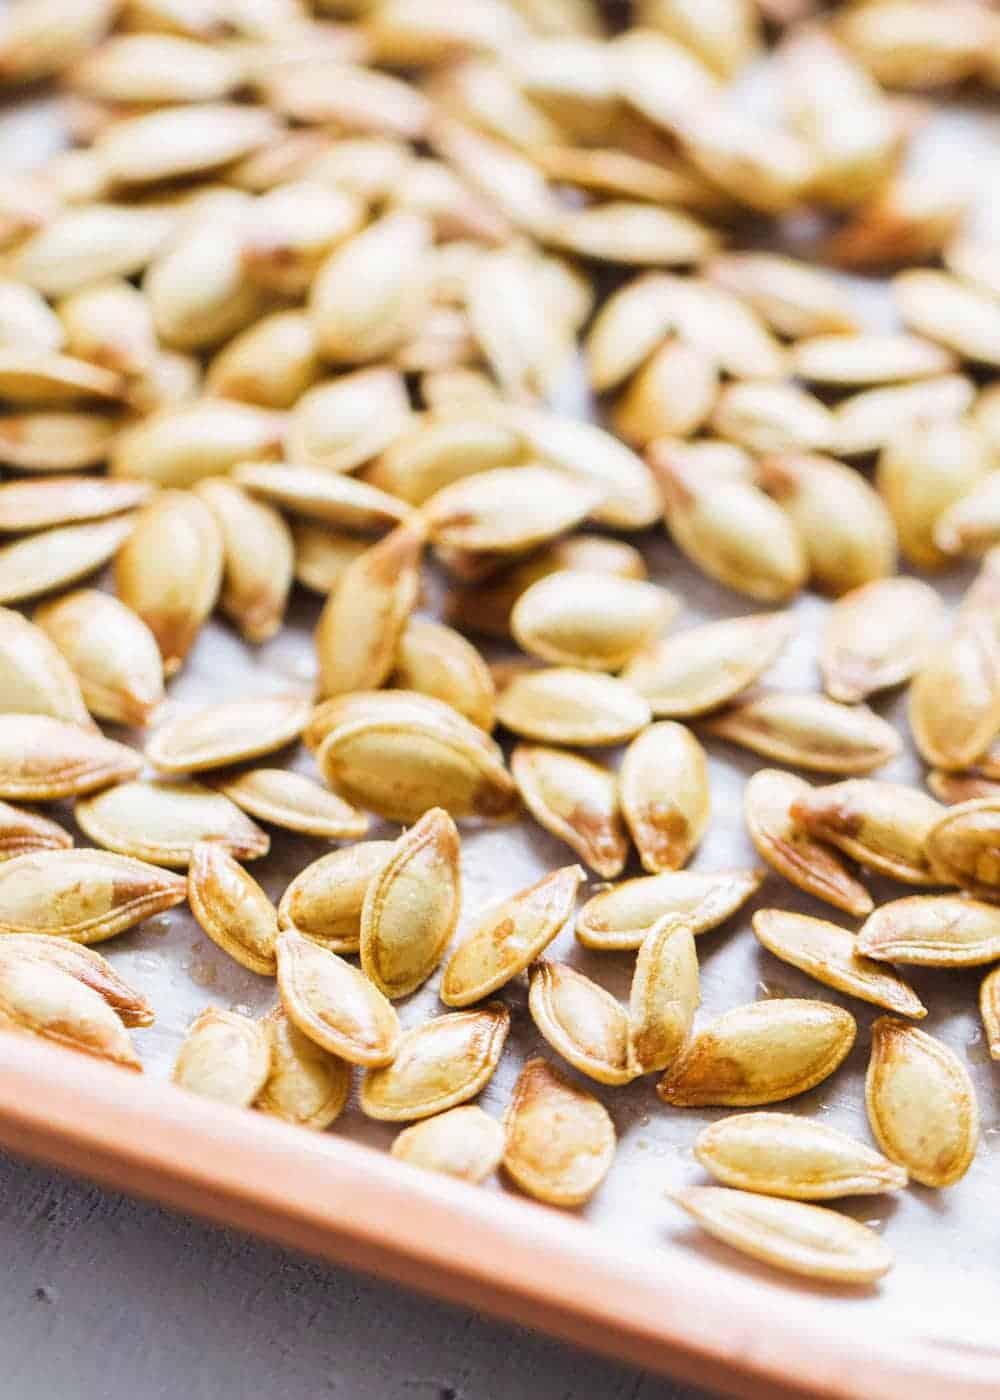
left=0, top=411, right=118, bottom=472
left=360, top=808, right=461, bottom=1000
left=394, top=618, right=496, bottom=732
left=671, top=1188, right=892, bottom=1285
left=440, top=865, right=584, bottom=1008
left=909, top=618, right=1000, bottom=771
left=705, top=690, right=901, bottom=774
left=188, top=842, right=278, bottom=977
left=895, top=269, right=1000, bottom=368
left=0, top=956, right=140, bottom=1072
left=276, top=928, right=400, bottom=1068
left=360, top=1004, right=509, bottom=1121
left=658, top=999, right=856, bottom=1107
left=278, top=842, right=395, bottom=953
left=928, top=771, right=1000, bottom=805
left=752, top=909, right=926, bottom=1018
left=206, top=310, right=321, bottom=411
left=821, top=578, right=946, bottom=704
left=745, top=770, right=874, bottom=918
left=288, top=369, right=412, bottom=475
left=292, top=523, right=368, bottom=596
left=0, top=848, right=185, bottom=943
left=612, top=338, right=718, bottom=447
left=368, top=413, right=522, bottom=507
left=96, top=104, right=277, bottom=187
left=233, top=462, right=413, bottom=533
left=628, top=918, right=700, bottom=1076
left=0, top=476, right=150, bottom=534
left=0, top=800, right=71, bottom=862
left=620, top=722, right=709, bottom=873
left=980, top=967, right=1000, bottom=1060
left=877, top=418, right=991, bottom=571
left=75, top=780, right=269, bottom=868
left=695, top=1114, right=908, bottom=1200
left=866, top=1018, right=978, bottom=1188
left=146, top=693, right=310, bottom=775
left=705, top=252, right=858, bottom=338
left=511, top=744, right=627, bottom=879
left=0, top=607, right=92, bottom=727
left=0, top=349, right=123, bottom=406
left=254, top=1005, right=351, bottom=1132
left=213, top=769, right=368, bottom=842
left=528, top=961, right=631, bottom=1085
left=391, top=1105, right=505, bottom=1183
left=0, top=935, right=152, bottom=1027
left=924, top=800, right=1000, bottom=900
left=6, top=203, right=175, bottom=299
left=575, top=868, right=763, bottom=951
left=172, top=1008, right=270, bottom=1107
left=511, top=570, right=678, bottom=672
left=502, top=1056, right=615, bottom=1208
left=0, top=715, right=140, bottom=801
left=194, top=478, right=293, bottom=645
left=423, top=465, right=603, bottom=559
left=790, top=780, right=944, bottom=886
left=111, top=399, right=283, bottom=488
left=0, top=514, right=135, bottom=606
left=623, top=613, right=792, bottom=718
left=833, top=375, right=975, bottom=458
left=791, top=333, right=955, bottom=385
left=495, top=668, right=651, bottom=747
left=858, top=894, right=1000, bottom=967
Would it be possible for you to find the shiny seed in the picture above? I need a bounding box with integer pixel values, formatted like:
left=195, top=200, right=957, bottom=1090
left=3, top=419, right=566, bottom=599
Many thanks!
left=213, top=769, right=367, bottom=843
left=0, top=514, right=135, bottom=606
left=711, top=382, right=835, bottom=455
left=391, top=1105, right=505, bottom=1183
left=0, top=606, right=92, bottom=727
left=172, top=1007, right=270, bottom=1107
left=147, top=693, right=310, bottom=776
left=865, top=1018, right=978, bottom=1188
left=0, top=800, right=71, bottom=862
left=791, top=333, right=955, bottom=385
left=194, top=477, right=293, bottom=645
left=187, top=842, right=278, bottom=977
left=584, top=272, right=679, bottom=392
left=276, top=927, right=400, bottom=1067
left=877, top=418, right=991, bottom=570
left=206, top=310, right=321, bottom=411
left=707, top=690, right=900, bottom=774
left=0, top=714, right=140, bottom=801
left=254, top=1005, right=351, bottom=1131
left=575, top=868, right=763, bottom=952
left=361, top=1004, right=509, bottom=1121
left=624, top=613, right=792, bottom=720
left=502, top=1056, right=615, bottom=1207
left=277, top=842, right=395, bottom=954
left=511, top=744, right=627, bottom=879
left=529, top=960, right=631, bottom=1085
left=0, top=953, right=140, bottom=1071
left=833, top=375, right=975, bottom=457
left=628, top=917, right=699, bottom=1076
left=612, top=339, right=718, bottom=446
left=909, top=617, right=1000, bottom=771
left=75, top=779, right=269, bottom=868
left=423, top=465, right=603, bottom=561
left=288, top=368, right=412, bottom=473
left=821, top=578, right=946, bottom=704
left=705, top=252, right=858, bottom=338
left=0, top=410, right=118, bottom=472
left=858, top=893, right=1000, bottom=967
left=0, top=475, right=149, bottom=534
left=620, top=723, right=709, bottom=874
left=495, top=668, right=651, bottom=747
left=96, top=104, right=276, bottom=187
left=895, top=269, right=1000, bottom=368
left=234, top=462, right=413, bottom=533
left=791, top=779, right=942, bottom=886
left=0, top=848, right=185, bottom=943
left=0, top=934, right=151, bottom=1027
left=110, top=399, right=283, bottom=488
left=394, top=618, right=495, bottom=732
left=980, top=967, right=1000, bottom=1060
left=926, top=796, right=1000, bottom=898
left=368, top=413, right=522, bottom=506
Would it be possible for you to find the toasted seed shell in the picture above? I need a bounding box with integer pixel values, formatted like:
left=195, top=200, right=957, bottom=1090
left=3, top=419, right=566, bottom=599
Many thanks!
left=172, top=1008, right=270, bottom=1107
left=877, top=418, right=991, bottom=571
left=502, top=1056, right=614, bottom=1208
left=671, top=1187, right=892, bottom=1284
left=114, top=490, right=222, bottom=676
left=0, top=476, right=150, bottom=534
left=821, top=578, right=946, bottom=704
left=694, top=1114, right=908, bottom=1200
left=894, top=269, right=1000, bottom=369
left=909, top=617, right=1000, bottom=771
left=511, top=744, right=627, bottom=880
left=75, top=780, right=269, bottom=868
left=833, top=375, right=975, bottom=458
left=620, top=723, right=709, bottom=874
left=70, top=32, right=245, bottom=103
left=423, top=465, right=603, bottom=559
left=360, top=808, right=460, bottom=1000
left=111, top=399, right=284, bottom=487
left=790, top=780, right=944, bottom=886
left=744, top=769, right=873, bottom=919
left=0, top=514, right=135, bottom=606
left=233, top=462, right=413, bottom=533
left=791, top=333, right=955, bottom=386
left=0, top=934, right=151, bottom=1027
left=0, top=848, right=185, bottom=943
left=576, top=868, right=763, bottom=952
left=368, top=413, right=522, bottom=506
left=0, top=410, right=118, bottom=472
left=440, top=865, right=583, bottom=1008
left=705, top=252, right=857, bottom=339
left=547, top=200, right=716, bottom=265
left=858, top=893, right=1000, bottom=967
left=0, top=349, right=123, bottom=406
left=623, top=613, right=792, bottom=719
left=0, top=607, right=92, bottom=727
left=188, top=842, right=278, bottom=976
left=57, top=278, right=156, bottom=378
left=928, top=771, right=1000, bottom=806
left=7, top=203, right=175, bottom=299
left=254, top=1005, right=350, bottom=1131
left=658, top=999, right=856, bottom=1107
left=934, top=472, right=1000, bottom=558
left=288, top=369, right=412, bottom=474
left=0, top=801, right=71, bottom=862
left=510, top=570, right=678, bottom=672
left=213, top=769, right=367, bottom=842
left=360, top=1003, right=509, bottom=1121
left=980, top=967, right=1000, bottom=1060
left=393, top=618, right=495, bottom=732
left=0, top=715, right=140, bottom=801
left=706, top=691, right=901, bottom=775
left=206, top=310, right=321, bottom=411
left=276, top=928, right=400, bottom=1067
left=613, top=338, right=718, bottom=448
left=529, top=961, right=631, bottom=1085
left=193, top=477, right=293, bottom=644
left=96, top=104, right=276, bottom=187
left=292, top=523, right=369, bottom=596
left=0, top=955, right=140, bottom=1071
left=277, top=842, right=394, bottom=954
left=495, top=668, right=651, bottom=747
left=865, top=1018, right=978, bottom=1188
left=391, top=1105, right=505, bottom=1183
left=711, top=382, right=835, bottom=456
left=628, top=917, right=699, bottom=1076
left=146, top=693, right=310, bottom=776
left=242, top=181, right=365, bottom=297
left=752, top=909, right=925, bottom=1018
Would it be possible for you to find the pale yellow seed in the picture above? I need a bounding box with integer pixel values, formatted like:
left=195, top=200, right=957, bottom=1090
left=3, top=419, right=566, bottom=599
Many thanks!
left=0, top=714, right=141, bottom=801
left=0, top=410, right=118, bottom=472
left=193, top=477, right=294, bottom=645
left=980, top=967, right=1000, bottom=1060
left=234, top=462, right=413, bottom=533
left=242, top=181, right=365, bottom=297
left=858, top=893, right=1000, bottom=967
left=0, top=514, right=135, bottom=606
left=628, top=917, right=699, bottom=1076
left=502, top=1056, right=615, bottom=1208
left=791, top=333, right=955, bottom=386
left=711, top=382, right=835, bottom=456
left=0, top=954, right=141, bottom=1072
left=187, top=842, right=278, bottom=977
left=575, top=868, right=763, bottom=952
left=705, top=251, right=858, bottom=338
left=288, top=368, right=412, bottom=474
left=0, top=279, right=65, bottom=352
left=172, top=1007, right=270, bottom=1107
left=833, top=375, right=975, bottom=458
left=547, top=200, right=716, bottom=265
left=623, top=613, right=793, bottom=718
left=391, top=1105, right=505, bottom=1184
left=820, top=577, right=946, bottom=704
left=894, top=269, right=1000, bottom=369
left=0, top=934, right=152, bottom=1027
left=276, top=927, right=400, bottom=1067
left=0, top=848, right=185, bottom=943
left=292, top=523, right=369, bottom=596
left=277, top=842, right=395, bottom=954
left=75, top=779, right=269, bottom=868
left=57, top=278, right=157, bottom=379
left=70, top=32, right=245, bottom=103
left=146, top=693, right=310, bottom=776
left=909, top=617, right=1000, bottom=771
left=495, top=668, right=651, bottom=747
left=620, top=722, right=709, bottom=874
left=213, top=769, right=368, bottom=843
left=112, top=400, right=284, bottom=488
left=612, top=339, right=718, bottom=446
left=7, top=203, right=176, bottom=298
left=0, top=475, right=150, bottom=534
left=877, top=418, right=991, bottom=570
left=360, top=1004, right=509, bottom=1121
left=511, top=744, right=627, bottom=880
left=254, top=1005, right=351, bottom=1132
left=511, top=570, right=678, bottom=673
left=528, top=961, right=631, bottom=1085
left=0, top=349, right=123, bottom=406
left=394, top=618, right=496, bottom=732
left=96, top=104, right=277, bottom=187
left=0, top=800, right=72, bottom=862
left=206, top=310, right=321, bottom=411
left=705, top=690, right=901, bottom=774
left=791, top=780, right=944, bottom=886
left=0, top=606, right=93, bottom=727
left=368, top=413, right=522, bottom=507
left=423, top=465, right=604, bottom=560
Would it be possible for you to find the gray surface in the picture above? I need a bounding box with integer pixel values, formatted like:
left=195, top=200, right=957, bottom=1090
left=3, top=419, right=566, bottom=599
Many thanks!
left=0, top=1150, right=708, bottom=1400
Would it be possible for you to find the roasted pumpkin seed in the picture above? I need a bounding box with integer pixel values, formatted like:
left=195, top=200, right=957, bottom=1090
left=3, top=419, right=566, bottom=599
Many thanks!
left=172, top=1007, right=270, bottom=1107
left=254, top=1005, right=351, bottom=1131
left=0, top=847, right=185, bottom=943
left=288, top=368, right=412, bottom=474
left=575, top=868, right=763, bottom=951
left=511, top=744, right=627, bottom=879
left=146, top=693, right=310, bottom=775
left=502, top=1056, right=615, bottom=1207
left=213, top=768, right=368, bottom=842
left=529, top=961, right=631, bottom=1085
left=627, top=917, right=699, bottom=1076
left=0, top=801, right=71, bottom=862
left=623, top=613, right=792, bottom=719
left=0, top=475, right=150, bottom=534
left=394, top=618, right=495, bottom=732
left=234, top=462, right=413, bottom=533
left=495, top=668, right=651, bottom=747
left=0, top=953, right=140, bottom=1071
left=276, top=927, right=400, bottom=1067
left=877, top=418, right=991, bottom=571
left=193, top=477, right=293, bottom=644
left=75, top=779, right=269, bottom=868
left=188, top=842, right=278, bottom=977
left=0, top=514, right=135, bottom=606
left=858, top=893, right=1000, bottom=967
left=0, top=607, right=93, bottom=728
left=0, top=934, right=151, bottom=1027
left=277, top=842, right=394, bottom=954
left=909, top=618, right=1000, bottom=772
left=111, top=399, right=284, bottom=487
left=361, top=1003, right=509, bottom=1121
left=0, top=714, right=140, bottom=801
left=511, top=570, right=677, bottom=673
left=706, top=691, right=901, bottom=775
left=820, top=578, right=946, bottom=704
left=390, top=1105, right=505, bottom=1183
left=423, top=465, right=603, bottom=560
left=980, top=966, right=1000, bottom=1060
left=790, top=780, right=944, bottom=886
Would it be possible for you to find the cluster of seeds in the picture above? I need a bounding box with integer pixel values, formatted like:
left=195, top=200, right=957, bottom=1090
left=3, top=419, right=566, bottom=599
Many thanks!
left=0, top=0, right=999, bottom=1292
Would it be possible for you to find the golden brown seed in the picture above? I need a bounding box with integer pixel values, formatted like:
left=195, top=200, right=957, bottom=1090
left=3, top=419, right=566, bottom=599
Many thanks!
left=0, top=934, right=151, bottom=1027
left=494, top=668, right=651, bottom=747
left=575, top=868, right=763, bottom=952
left=707, top=690, right=901, bottom=775
left=628, top=917, right=699, bottom=1076
left=0, top=475, right=150, bottom=534
left=0, top=848, right=185, bottom=943
left=233, top=462, right=413, bottom=533
left=670, top=1187, right=892, bottom=1285
left=510, top=570, right=678, bottom=672
left=833, top=375, right=975, bottom=458
left=820, top=578, right=946, bottom=704
left=0, top=953, right=140, bottom=1072
left=206, top=310, right=321, bottom=411
left=75, top=779, right=269, bottom=868
left=0, top=606, right=93, bottom=728
left=315, top=521, right=424, bottom=700
left=423, top=465, right=603, bottom=560
left=288, top=368, right=412, bottom=474
left=111, top=399, right=284, bottom=488
left=865, top=1018, right=978, bottom=1188
left=393, top=618, right=496, bottom=732
left=980, top=967, right=1000, bottom=1060
left=0, top=714, right=140, bottom=801
left=172, top=1008, right=270, bottom=1107
left=390, top=1105, right=505, bottom=1184
left=502, top=1056, right=615, bottom=1208
left=440, top=865, right=584, bottom=1008
left=658, top=999, right=856, bottom=1107
left=212, top=769, right=368, bottom=843
left=744, top=769, right=873, bottom=919
left=146, top=693, right=310, bottom=776
left=791, top=333, right=955, bottom=386
left=511, top=744, right=627, bottom=880
left=529, top=961, right=631, bottom=1086
left=926, top=798, right=1000, bottom=900
left=276, top=928, right=400, bottom=1068
left=792, top=779, right=945, bottom=885
left=619, top=723, right=709, bottom=874
left=877, top=418, right=991, bottom=570
left=193, top=478, right=293, bottom=645
left=368, top=413, right=522, bottom=507
left=0, top=801, right=71, bottom=862
left=0, top=514, right=135, bottom=606
left=292, top=523, right=369, bottom=596
left=114, top=490, right=222, bottom=677
left=360, top=1004, right=509, bottom=1122
left=858, top=894, right=1000, bottom=967
left=752, top=909, right=926, bottom=1018
left=909, top=617, right=1000, bottom=771
left=694, top=1113, right=908, bottom=1200
left=254, top=1005, right=350, bottom=1132
left=623, top=613, right=793, bottom=718
left=612, top=339, right=718, bottom=447
left=704, top=252, right=858, bottom=338
left=277, top=842, right=395, bottom=954
left=928, top=770, right=1000, bottom=806
left=0, top=410, right=118, bottom=472
left=188, top=842, right=278, bottom=977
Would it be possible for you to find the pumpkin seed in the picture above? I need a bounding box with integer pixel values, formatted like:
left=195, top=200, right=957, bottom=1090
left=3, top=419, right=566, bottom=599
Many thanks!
left=511, top=744, right=627, bottom=879
left=292, top=523, right=368, bottom=596
left=833, top=375, right=975, bottom=458
left=711, top=382, right=835, bottom=456
left=57, top=278, right=156, bottom=378
left=429, top=116, right=562, bottom=237
left=390, top=1105, right=505, bottom=1183
left=127, top=349, right=203, bottom=416
left=623, top=613, right=793, bottom=718
left=276, top=927, right=400, bottom=1067
left=704, top=251, right=858, bottom=338
left=277, top=842, right=395, bottom=954
left=495, top=668, right=651, bottom=747
left=193, top=477, right=293, bottom=645
left=791, top=333, right=956, bottom=386
left=0, top=279, right=65, bottom=352
left=96, top=103, right=277, bottom=187
left=752, top=909, right=926, bottom=1018
left=147, top=693, right=310, bottom=775
left=895, top=269, right=1000, bottom=368
left=0, top=513, right=135, bottom=606
left=583, top=272, right=679, bottom=392
left=205, top=310, right=321, bottom=411
left=619, top=723, right=709, bottom=874
left=7, top=203, right=176, bottom=297
left=528, top=960, right=631, bottom=1085
left=288, top=369, right=412, bottom=474
left=266, top=59, right=430, bottom=139
left=510, top=570, right=677, bottom=674
left=172, top=1007, right=271, bottom=1107
left=502, top=1056, right=615, bottom=1207
left=670, top=1187, right=892, bottom=1284
left=790, top=779, right=944, bottom=887
left=858, top=893, right=1000, bottom=967
left=672, top=99, right=815, bottom=214
left=423, top=465, right=603, bottom=562
left=75, top=779, right=269, bottom=868
left=876, top=418, right=991, bottom=570
left=836, top=1, right=990, bottom=88
left=711, top=690, right=902, bottom=775
left=0, top=847, right=185, bottom=943
left=0, top=607, right=93, bottom=727
left=628, top=917, right=699, bottom=1076
left=70, top=31, right=245, bottom=102
left=242, top=181, right=365, bottom=297
left=0, top=348, right=125, bottom=406
left=110, top=399, right=284, bottom=487
left=909, top=617, right=1000, bottom=771
left=368, top=413, right=522, bottom=506
left=188, top=842, right=278, bottom=976
left=695, top=1113, right=908, bottom=1200
left=0, top=934, right=151, bottom=1027
left=926, top=797, right=1000, bottom=899
left=821, top=578, right=946, bottom=704
left=0, top=801, right=71, bottom=862
left=865, top=1018, right=978, bottom=1188
left=254, top=1005, right=350, bottom=1131
left=980, top=966, right=1000, bottom=1060
left=658, top=999, right=856, bottom=1107
left=0, top=475, right=149, bottom=534
left=0, top=953, right=140, bottom=1071
left=233, top=462, right=413, bottom=533
left=361, top=1004, right=509, bottom=1121
left=547, top=200, right=716, bottom=265
left=0, top=715, right=140, bottom=801
left=394, top=619, right=495, bottom=732
left=440, top=865, right=584, bottom=1008
left=928, top=770, right=1000, bottom=806
left=213, top=769, right=367, bottom=842
left=575, top=868, right=763, bottom=951
left=0, top=411, right=118, bottom=472
left=934, top=471, right=1000, bottom=558
left=612, top=339, right=718, bottom=446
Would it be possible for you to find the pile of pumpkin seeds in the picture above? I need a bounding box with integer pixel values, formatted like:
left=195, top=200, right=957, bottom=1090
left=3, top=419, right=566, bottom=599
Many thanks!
left=0, top=0, right=999, bottom=1289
